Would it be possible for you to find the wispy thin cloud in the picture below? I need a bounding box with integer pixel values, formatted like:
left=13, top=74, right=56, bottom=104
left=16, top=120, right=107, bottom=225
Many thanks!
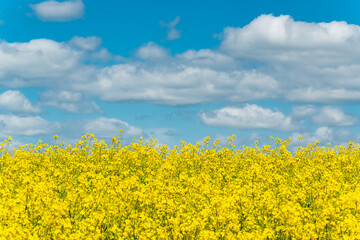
left=160, top=16, right=181, bottom=40
left=40, top=90, right=102, bottom=114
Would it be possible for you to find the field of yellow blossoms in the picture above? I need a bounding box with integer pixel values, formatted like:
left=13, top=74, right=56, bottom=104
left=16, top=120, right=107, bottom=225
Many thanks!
left=1, top=132, right=360, bottom=239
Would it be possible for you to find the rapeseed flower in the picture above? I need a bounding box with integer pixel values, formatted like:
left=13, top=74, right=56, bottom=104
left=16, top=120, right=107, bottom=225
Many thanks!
left=0, top=134, right=359, bottom=239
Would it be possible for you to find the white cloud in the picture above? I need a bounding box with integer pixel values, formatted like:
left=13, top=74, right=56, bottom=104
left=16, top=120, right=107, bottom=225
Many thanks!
left=4, top=15, right=360, bottom=108
left=315, top=127, right=334, bottom=141
left=75, top=64, right=278, bottom=105
left=228, top=71, right=278, bottom=102
left=0, top=37, right=279, bottom=105
left=0, top=115, right=58, bottom=136
left=290, top=127, right=360, bottom=151
left=43, top=90, right=82, bottom=102
left=291, top=105, right=316, bottom=118
left=220, top=14, right=360, bottom=64
left=219, top=14, right=360, bottom=104
left=0, top=39, right=81, bottom=83
left=160, top=16, right=181, bottom=40
left=291, top=127, right=334, bottom=146
left=91, top=48, right=114, bottom=61
left=286, top=88, right=360, bottom=103
left=84, top=117, right=143, bottom=139
left=165, top=16, right=180, bottom=28
left=0, top=38, right=115, bottom=89
left=41, top=90, right=101, bottom=114
left=0, top=90, right=40, bottom=114
left=69, top=36, right=102, bottom=51
left=135, top=42, right=169, bottom=60
left=176, top=49, right=236, bottom=69
left=312, top=106, right=357, bottom=126
left=68, top=36, right=118, bottom=62
left=29, top=0, right=84, bottom=22
left=167, top=28, right=181, bottom=41
left=199, top=104, right=297, bottom=131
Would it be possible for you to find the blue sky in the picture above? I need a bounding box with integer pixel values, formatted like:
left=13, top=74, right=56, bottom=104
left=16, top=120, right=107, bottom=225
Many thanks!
left=1, top=0, right=360, bottom=149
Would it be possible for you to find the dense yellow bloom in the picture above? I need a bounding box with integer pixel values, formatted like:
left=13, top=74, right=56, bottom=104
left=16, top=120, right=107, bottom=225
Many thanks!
left=0, top=133, right=360, bottom=239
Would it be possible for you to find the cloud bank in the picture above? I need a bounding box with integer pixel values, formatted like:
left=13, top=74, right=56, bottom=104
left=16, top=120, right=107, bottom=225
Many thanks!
left=2, top=13, right=360, bottom=146
left=3, top=14, right=360, bottom=106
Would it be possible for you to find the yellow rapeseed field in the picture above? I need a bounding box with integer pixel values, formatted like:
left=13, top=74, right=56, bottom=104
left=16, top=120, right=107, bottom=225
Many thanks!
left=0, top=132, right=360, bottom=239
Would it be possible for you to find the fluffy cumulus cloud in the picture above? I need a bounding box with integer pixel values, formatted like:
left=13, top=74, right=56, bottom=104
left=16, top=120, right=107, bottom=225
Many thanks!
left=0, top=37, right=113, bottom=89
left=3, top=15, right=360, bottom=107
left=0, top=36, right=280, bottom=106
left=0, top=90, right=40, bottom=114
left=0, top=115, right=58, bottom=136
left=68, top=36, right=115, bottom=61
left=199, top=104, right=297, bottom=131
left=0, top=39, right=82, bottom=85
left=84, top=117, right=143, bottom=139
left=64, top=14, right=360, bottom=106
left=220, top=14, right=360, bottom=63
left=220, top=14, right=360, bottom=103
left=75, top=64, right=278, bottom=105
left=29, top=0, right=85, bottom=22
left=312, top=106, right=357, bottom=126
left=135, top=42, right=169, bottom=60
left=5, top=20, right=360, bottom=107
left=69, top=36, right=102, bottom=51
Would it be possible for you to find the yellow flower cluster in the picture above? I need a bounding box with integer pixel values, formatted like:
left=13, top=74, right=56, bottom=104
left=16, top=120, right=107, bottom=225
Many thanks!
left=1, top=133, right=360, bottom=239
